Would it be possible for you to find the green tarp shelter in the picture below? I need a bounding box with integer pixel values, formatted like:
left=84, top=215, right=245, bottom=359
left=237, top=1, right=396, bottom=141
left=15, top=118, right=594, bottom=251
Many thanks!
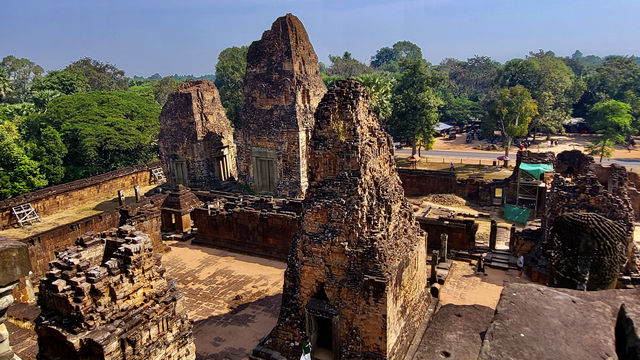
left=519, top=162, right=553, bottom=179
left=504, top=204, right=530, bottom=224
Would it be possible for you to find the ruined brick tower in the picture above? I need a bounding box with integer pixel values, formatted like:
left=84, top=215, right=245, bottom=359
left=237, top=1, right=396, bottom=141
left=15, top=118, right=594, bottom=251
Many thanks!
left=159, top=79, right=237, bottom=189
left=236, top=14, right=326, bottom=198
left=253, top=80, right=430, bottom=360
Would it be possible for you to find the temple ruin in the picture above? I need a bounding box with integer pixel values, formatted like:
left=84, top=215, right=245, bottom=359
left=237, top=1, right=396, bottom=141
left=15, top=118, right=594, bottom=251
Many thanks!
left=3, top=11, right=640, bottom=360
left=253, top=80, right=429, bottom=360
left=235, top=14, right=327, bottom=198
left=35, top=226, right=195, bottom=360
left=159, top=79, right=237, bottom=189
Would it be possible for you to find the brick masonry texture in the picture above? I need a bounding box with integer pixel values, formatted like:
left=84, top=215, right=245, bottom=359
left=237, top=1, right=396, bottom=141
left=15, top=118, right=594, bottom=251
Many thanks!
left=253, top=80, right=430, bottom=360
left=35, top=226, right=195, bottom=360
left=235, top=14, right=326, bottom=198
left=159, top=80, right=237, bottom=189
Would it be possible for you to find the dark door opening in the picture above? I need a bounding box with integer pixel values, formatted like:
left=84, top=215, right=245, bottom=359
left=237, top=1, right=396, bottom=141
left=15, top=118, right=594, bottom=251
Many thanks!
left=311, top=315, right=333, bottom=360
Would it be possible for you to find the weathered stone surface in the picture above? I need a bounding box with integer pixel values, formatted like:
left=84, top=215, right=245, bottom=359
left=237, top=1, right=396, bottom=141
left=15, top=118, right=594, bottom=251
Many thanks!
left=0, top=239, right=30, bottom=287
left=36, top=226, right=195, bottom=360
left=253, top=80, right=429, bottom=360
left=546, top=212, right=628, bottom=290
left=0, top=239, right=30, bottom=360
left=413, top=304, right=494, bottom=360
left=236, top=13, right=326, bottom=198
left=478, top=283, right=640, bottom=360
left=159, top=79, right=237, bottom=189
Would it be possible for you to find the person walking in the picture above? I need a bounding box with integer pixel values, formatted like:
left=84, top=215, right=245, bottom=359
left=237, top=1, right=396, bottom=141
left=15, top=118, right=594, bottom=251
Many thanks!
left=450, top=161, right=455, bottom=172
left=517, top=254, right=524, bottom=278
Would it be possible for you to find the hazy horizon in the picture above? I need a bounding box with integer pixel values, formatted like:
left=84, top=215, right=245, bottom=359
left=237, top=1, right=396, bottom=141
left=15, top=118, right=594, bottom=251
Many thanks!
left=3, top=0, right=640, bottom=77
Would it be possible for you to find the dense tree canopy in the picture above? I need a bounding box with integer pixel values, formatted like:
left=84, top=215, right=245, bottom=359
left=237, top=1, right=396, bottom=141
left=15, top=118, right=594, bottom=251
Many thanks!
left=214, top=46, right=248, bottom=125
left=34, top=91, right=161, bottom=179
left=65, top=57, right=129, bottom=91
left=0, top=122, right=47, bottom=199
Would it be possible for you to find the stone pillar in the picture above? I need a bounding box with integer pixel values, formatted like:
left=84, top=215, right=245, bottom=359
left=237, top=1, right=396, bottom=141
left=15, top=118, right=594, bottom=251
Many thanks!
left=440, top=233, right=448, bottom=262
left=489, top=220, right=497, bottom=250
left=134, top=185, right=141, bottom=203
left=509, top=224, right=517, bottom=251
left=118, top=190, right=126, bottom=206
left=0, top=239, right=31, bottom=360
left=430, top=250, right=439, bottom=282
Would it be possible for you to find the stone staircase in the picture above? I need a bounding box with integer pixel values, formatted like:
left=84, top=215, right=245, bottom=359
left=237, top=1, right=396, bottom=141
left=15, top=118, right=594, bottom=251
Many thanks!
left=484, top=249, right=518, bottom=270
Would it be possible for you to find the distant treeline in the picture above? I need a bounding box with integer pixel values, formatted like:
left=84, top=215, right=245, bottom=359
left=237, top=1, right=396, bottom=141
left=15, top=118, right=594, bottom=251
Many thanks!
left=132, top=73, right=215, bottom=82
left=1, top=43, right=640, bottom=199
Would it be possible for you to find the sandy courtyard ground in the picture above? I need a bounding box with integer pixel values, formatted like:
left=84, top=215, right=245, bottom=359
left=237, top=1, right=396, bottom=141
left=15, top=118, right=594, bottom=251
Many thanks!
left=432, top=132, right=640, bottom=160
left=162, top=241, right=286, bottom=360
left=438, top=260, right=529, bottom=310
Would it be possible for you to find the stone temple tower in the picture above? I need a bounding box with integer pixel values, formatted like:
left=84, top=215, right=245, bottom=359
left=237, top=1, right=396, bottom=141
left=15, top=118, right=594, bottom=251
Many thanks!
left=253, top=80, right=430, bottom=360
left=158, top=79, right=237, bottom=190
left=235, top=13, right=326, bottom=198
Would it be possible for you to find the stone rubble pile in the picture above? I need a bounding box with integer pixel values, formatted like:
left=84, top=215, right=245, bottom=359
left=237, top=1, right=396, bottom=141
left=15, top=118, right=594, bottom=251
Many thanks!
left=36, top=226, right=195, bottom=360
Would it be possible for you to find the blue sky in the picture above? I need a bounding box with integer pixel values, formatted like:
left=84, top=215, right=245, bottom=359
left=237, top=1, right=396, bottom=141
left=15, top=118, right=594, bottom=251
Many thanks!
left=2, top=0, right=639, bottom=77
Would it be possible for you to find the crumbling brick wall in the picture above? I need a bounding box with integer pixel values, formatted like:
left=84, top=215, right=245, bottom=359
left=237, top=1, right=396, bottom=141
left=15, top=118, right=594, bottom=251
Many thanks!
left=235, top=14, right=326, bottom=198
left=192, top=193, right=301, bottom=260
left=36, top=226, right=195, bottom=360
left=253, top=80, right=429, bottom=360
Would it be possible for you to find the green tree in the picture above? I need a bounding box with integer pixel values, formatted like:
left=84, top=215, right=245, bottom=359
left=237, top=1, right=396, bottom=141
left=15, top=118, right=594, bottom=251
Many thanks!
left=389, top=59, right=444, bottom=155
left=31, top=70, right=88, bottom=95
left=0, top=122, right=47, bottom=199
left=327, top=52, right=373, bottom=78
left=440, top=95, right=485, bottom=127
left=437, top=56, right=500, bottom=100
left=0, top=68, right=12, bottom=102
left=498, top=51, right=581, bottom=137
left=355, top=72, right=395, bottom=124
left=576, top=57, right=640, bottom=119
left=21, top=122, right=68, bottom=184
left=151, top=76, right=181, bottom=106
left=0, top=56, right=44, bottom=103
left=586, top=100, right=634, bottom=162
left=370, top=41, right=423, bottom=72
left=65, top=57, right=129, bottom=91
left=215, top=46, right=248, bottom=125
left=32, top=89, right=63, bottom=110
left=38, top=91, right=161, bottom=180
left=487, top=86, right=538, bottom=165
